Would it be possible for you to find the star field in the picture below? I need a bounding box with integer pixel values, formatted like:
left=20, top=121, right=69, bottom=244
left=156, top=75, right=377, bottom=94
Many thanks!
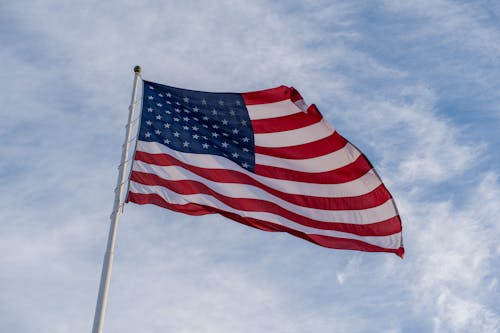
left=139, top=81, right=255, bottom=171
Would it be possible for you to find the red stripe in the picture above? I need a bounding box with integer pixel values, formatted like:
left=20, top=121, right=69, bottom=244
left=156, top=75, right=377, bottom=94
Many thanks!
left=254, top=131, right=348, bottom=159
left=127, top=191, right=213, bottom=216
left=252, top=111, right=322, bottom=134
left=130, top=171, right=400, bottom=236
left=134, top=151, right=390, bottom=210
left=307, top=234, right=404, bottom=258
left=242, top=86, right=303, bottom=105
left=254, top=154, right=374, bottom=184
left=289, top=87, right=304, bottom=103
left=127, top=192, right=403, bottom=256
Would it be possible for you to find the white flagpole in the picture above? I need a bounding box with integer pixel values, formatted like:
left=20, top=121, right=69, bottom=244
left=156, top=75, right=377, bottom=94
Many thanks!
left=92, top=65, right=142, bottom=333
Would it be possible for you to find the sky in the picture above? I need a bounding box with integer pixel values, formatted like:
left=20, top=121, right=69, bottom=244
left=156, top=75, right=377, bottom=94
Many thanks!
left=1, top=1, right=499, bottom=332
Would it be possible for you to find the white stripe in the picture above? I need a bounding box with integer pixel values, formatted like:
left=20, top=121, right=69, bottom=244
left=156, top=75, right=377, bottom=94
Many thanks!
left=246, top=99, right=302, bottom=120
left=256, top=143, right=360, bottom=172
left=254, top=119, right=334, bottom=148
left=135, top=141, right=382, bottom=197
left=129, top=181, right=402, bottom=250
left=132, top=160, right=397, bottom=224
left=294, top=99, right=308, bottom=112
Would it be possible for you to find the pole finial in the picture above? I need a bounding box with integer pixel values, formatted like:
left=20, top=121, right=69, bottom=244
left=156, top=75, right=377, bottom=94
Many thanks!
left=133, top=65, right=142, bottom=74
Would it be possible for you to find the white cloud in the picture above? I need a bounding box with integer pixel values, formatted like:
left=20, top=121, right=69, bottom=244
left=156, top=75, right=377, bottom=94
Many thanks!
left=383, top=0, right=500, bottom=54
left=397, top=171, right=500, bottom=332
left=330, top=84, right=480, bottom=187
left=434, top=290, right=499, bottom=333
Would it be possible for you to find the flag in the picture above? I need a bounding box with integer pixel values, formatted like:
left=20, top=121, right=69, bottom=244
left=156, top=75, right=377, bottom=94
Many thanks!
left=126, top=80, right=404, bottom=257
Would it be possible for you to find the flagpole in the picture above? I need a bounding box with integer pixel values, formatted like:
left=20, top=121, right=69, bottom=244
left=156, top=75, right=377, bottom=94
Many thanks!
left=92, top=65, right=142, bottom=333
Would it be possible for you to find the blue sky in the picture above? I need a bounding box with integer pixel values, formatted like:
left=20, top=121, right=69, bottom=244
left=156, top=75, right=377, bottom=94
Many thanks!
left=1, top=1, right=499, bottom=332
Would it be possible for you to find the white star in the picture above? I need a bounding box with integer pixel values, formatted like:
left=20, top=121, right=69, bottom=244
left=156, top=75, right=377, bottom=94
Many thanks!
left=156, top=103, right=163, bottom=107
left=203, top=116, right=209, bottom=121
left=242, top=137, right=249, bottom=142
left=232, top=140, right=239, bottom=144
left=193, top=107, right=199, bottom=112
left=193, top=117, right=199, bottom=121
left=202, top=136, right=208, bottom=140
left=192, top=126, right=199, bottom=131
left=166, top=92, right=171, bottom=98
left=164, top=139, right=170, bottom=144
left=232, top=128, right=239, bottom=134
left=147, top=108, right=153, bottom=112
left=156, top=115, right=162, bottom=120
left=218, top=100, right=224, bottom=106
left=174, top=117, right=180, bottom=122
left=158, top=93, right=163, bottom=97
left=243, top=148, right=249, bottom=152
left=155, top=130, right=161, bottom=135
left=148, top=96, right=154, bottom=100
left=202, top=124, right=208, bottom=128
left=202, top=99, right=207, bottom=105
left=236, top=100, right=241, bottom=106
left=183, top=141, right=189, bottom=147
left=222, top=133, right=229, bottom=137
left=145, top=132, right=151, bottom=137
left=183, top=117, right=189, bottom=122
left=183, top=97, right=189, bottom=103
left=229, top=110, right=236, bottom=116
left=192, top=134, right=199, bottom=139
left=221, top=142, right=229, bottom=148
left=232, top=152, right=239, bottom=158
left=241, top=120, right=247, bottom=126
left=146, top=120, right=152, bottom=126
left=212, top=124, right=219, bottom=129
left=183, top=126, right=189, bottom=130
left=183, top=109, right=190, bottom=114
left=242, top=162, right=249, bottom=168
left=222, top=119, right=229, bottom=125
left=212, top=132, right=219, bottom=138
left=212, top=109, right=218, bottom=115
left=164, top=123, right=171, bottom=128
left=174, top=108, right=181, bottom=113
left=173, top=132, right=180, bottom=137
left=165, top=110, right=171, bottom=114
left=166, top=101, right=172, bottom=104
left=202, top=143, right=209, bottom=149
left=175, top=101, right=180, bottom=105
left=149, top=86, right=154, bottom=90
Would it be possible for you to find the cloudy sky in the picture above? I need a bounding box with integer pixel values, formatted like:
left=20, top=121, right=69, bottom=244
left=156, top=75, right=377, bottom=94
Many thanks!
left=1, top=1, right=499, bottom=332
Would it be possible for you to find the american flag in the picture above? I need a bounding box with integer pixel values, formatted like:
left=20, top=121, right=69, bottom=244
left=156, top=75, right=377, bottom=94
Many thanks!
left=127, top=80, right=404, bottom=257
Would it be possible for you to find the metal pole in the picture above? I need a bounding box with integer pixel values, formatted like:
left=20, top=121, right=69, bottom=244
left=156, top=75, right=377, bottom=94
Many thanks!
left=92, top=66, right=142, bottom=333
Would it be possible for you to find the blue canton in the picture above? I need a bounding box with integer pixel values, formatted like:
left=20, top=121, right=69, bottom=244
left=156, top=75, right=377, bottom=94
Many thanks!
left=139, top=81, right=255, bottom=171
